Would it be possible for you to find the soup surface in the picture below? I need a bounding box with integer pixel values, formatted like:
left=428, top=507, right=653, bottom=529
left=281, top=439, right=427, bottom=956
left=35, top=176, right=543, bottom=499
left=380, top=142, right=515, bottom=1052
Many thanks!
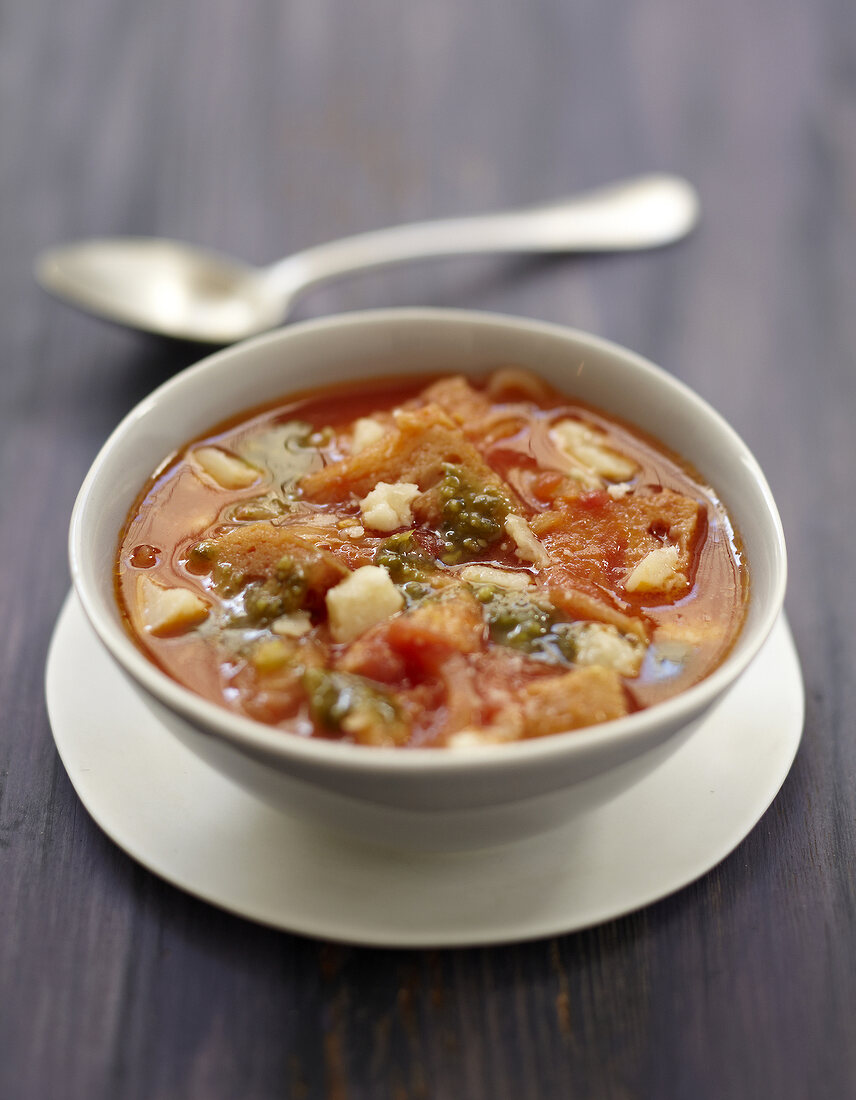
left=116, top=369, right=747, bottom=747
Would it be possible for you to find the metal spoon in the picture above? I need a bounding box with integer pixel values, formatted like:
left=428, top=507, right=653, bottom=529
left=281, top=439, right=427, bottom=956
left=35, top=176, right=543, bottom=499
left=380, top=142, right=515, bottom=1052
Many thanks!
left=35, top=174, right=698, bottom=344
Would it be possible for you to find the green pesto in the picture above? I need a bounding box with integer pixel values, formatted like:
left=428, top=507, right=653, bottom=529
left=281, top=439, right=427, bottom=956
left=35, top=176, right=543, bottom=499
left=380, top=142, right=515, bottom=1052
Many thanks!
left=212, top=560, right=245, bottom=598
left=225, top=492, right=291, bottom=522
left=438, top=464, right=510, bottom=564
left=240, top=556, right=307, bottom=626
left=185, top=539, right=245, bottom=596
left=400, top=579, right=432, bottom=605
left=303, top=668, right=402, bottom=735
left=186, top=538, right=218, bottom=569
left=479, top=587, right=578, bottom=665
left=374, top=532, right=434, bottom=584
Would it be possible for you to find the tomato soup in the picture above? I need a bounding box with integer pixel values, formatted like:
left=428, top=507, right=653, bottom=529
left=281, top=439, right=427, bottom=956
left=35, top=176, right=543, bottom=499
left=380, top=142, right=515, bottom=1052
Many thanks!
left=116, top=369, right=747, bottom=747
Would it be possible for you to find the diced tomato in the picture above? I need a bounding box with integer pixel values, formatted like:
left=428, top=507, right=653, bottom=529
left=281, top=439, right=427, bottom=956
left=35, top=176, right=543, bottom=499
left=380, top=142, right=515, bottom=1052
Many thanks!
left=580, top=489, right=610, bottom=509
left=531, top=470, right=566, bottom=503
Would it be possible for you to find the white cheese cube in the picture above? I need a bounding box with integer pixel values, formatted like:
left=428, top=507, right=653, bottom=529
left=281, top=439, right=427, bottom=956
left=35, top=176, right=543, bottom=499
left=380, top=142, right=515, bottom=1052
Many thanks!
left=504, top=513, right=550, bottom=567
left=359, top=481, right=420, bottom=532
left=351, top=417, right=386, bottom=453
left=325, top=566, right=405, bottom=644
left=571, top=622, right=646, bottom=677
left=625, top=545, right=686, bottom=593
left=136, top=576, right=209, bottom=636
left=271, top=611, right=313, bottom=638
left=193, top=446, right=260, bottom=490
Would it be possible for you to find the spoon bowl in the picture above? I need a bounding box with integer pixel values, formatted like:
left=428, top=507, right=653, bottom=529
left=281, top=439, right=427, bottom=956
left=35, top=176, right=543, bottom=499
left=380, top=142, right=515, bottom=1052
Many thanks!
left=36, top=238, right=288, bottom=343
left=36, top=174, right=699, bottom=344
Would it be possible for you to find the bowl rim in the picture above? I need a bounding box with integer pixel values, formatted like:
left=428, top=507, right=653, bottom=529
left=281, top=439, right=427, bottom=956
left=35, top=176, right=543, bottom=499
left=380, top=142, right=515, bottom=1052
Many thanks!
left=69, top=306, right=787, bottom=778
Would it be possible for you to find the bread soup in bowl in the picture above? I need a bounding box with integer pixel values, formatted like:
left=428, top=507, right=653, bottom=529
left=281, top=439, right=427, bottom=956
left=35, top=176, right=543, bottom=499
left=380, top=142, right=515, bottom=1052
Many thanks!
left=69, top=310, right=786, bottom=850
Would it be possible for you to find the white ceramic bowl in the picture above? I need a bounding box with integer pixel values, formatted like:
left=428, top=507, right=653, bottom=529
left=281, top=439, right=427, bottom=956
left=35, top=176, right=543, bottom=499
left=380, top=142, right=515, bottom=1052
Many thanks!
left=69, top=309, right=786, bottom=850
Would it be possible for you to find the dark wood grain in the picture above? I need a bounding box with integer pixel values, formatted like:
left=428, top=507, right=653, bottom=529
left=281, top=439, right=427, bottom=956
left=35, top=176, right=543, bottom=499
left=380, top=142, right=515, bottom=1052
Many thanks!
left=2, top=0, right=855, bottom=1096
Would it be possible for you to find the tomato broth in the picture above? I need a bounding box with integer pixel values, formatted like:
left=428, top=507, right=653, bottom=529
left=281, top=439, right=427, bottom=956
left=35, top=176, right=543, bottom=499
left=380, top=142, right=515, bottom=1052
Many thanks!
left=116, top=369, right=747, bottom=747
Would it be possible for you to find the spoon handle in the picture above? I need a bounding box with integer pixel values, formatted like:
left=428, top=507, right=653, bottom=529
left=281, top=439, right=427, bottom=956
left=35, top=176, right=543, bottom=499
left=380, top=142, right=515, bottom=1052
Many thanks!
left=264, top=174, right=699, bottom=297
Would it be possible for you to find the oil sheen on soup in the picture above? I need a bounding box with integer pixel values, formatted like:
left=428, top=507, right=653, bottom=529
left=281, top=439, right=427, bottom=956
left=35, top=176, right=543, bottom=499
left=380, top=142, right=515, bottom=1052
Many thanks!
left=116, top=369, right=747, bottom=748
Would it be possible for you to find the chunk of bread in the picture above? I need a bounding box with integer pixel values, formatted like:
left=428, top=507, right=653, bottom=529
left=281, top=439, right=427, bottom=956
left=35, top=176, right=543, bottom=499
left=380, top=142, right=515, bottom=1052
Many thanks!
left=520, top=665, right=628, bottom=736
left=300, top=404, right=506, bottom=503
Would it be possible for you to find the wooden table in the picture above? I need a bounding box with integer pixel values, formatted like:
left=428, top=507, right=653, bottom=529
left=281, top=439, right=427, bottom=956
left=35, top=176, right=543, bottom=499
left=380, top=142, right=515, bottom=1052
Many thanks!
left=3, top=0, right=854, bottom=1096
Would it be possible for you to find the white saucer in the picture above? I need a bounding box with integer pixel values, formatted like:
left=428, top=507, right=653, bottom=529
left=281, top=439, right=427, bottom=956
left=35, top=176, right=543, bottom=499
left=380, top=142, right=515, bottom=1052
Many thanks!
left=46, top=594, right=803, bottom=948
